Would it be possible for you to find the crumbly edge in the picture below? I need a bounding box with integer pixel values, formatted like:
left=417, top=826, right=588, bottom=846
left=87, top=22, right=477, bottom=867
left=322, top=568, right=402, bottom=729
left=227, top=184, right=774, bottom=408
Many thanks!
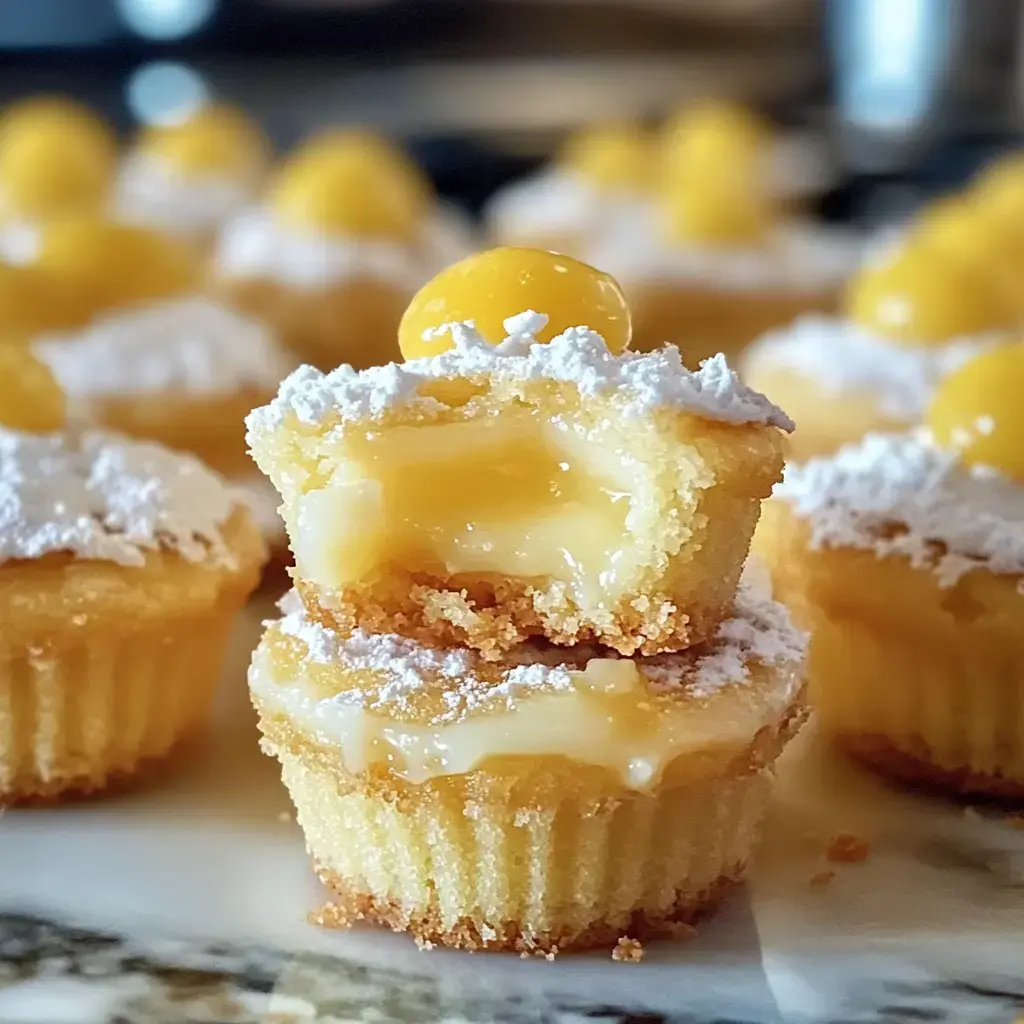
left=294, top=571, right=732, bottom=659
left=839, top=733, right=1024, bottom=803
left=310, top=866, right=740, bottom=954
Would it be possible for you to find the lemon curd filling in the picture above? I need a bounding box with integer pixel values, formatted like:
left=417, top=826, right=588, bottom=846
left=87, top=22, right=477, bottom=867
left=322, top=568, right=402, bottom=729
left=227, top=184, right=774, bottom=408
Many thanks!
left=291, top=408, right=657, bottom=603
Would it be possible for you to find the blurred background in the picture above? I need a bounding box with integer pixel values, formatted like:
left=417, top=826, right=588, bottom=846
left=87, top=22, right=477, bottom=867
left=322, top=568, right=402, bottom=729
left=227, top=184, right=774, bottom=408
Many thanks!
left=2, top=0, right=1023, bottom=223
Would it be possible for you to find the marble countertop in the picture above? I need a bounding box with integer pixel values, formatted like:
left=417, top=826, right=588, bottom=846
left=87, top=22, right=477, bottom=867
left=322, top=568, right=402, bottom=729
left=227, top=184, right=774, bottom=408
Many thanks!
left=1, top=597, right=1023, bottom=1024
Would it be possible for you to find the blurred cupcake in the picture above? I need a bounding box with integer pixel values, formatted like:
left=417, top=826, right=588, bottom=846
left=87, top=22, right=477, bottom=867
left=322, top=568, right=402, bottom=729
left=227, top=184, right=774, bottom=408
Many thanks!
left=0, top=96, right=117, bottom=264
left=0, top=345, right=266, bottom=802
left=483, top=122, right=654, bottom=257
left=761, top=344, right=1024, bottom=800
left=25, top=218, right=295, bottom=559
left=213, top=128, right=474, bottom=371
left=744, top=236, right=1017, bottom=461
left=115, top=103, right=270, bottom=249
left=587, top=103, right=857, bottom=363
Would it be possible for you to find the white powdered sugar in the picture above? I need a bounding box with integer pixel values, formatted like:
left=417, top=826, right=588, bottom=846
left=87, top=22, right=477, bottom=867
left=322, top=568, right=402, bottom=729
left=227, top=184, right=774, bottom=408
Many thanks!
left=743, top=315, right=998, bottom=420
left=266, top=568, right=805, bottom=723
left=115, top=153, right=254, bottom=236
left=0, top=429, right=241, bottom=567
left=33, top=297, right=295, bottom=399
left=213, top=203, right=472, bottom=292
left=776, top=431, right=1024, bottom=585
left=246, top=311, right=793, bottom=440
left=584, top=209, right=862, bottom=294
left=0, top=218, right=41, bottom=265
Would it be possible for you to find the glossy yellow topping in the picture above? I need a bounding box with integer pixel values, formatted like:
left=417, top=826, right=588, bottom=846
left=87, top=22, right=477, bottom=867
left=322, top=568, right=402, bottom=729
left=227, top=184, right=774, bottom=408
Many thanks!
left=136, top=104, right=268, bottom=179
left=0, top=99, right=116, bottom=220
left=398, top=247, right=632, bottom=359
left=0, top=345, right=65, bottom=433
left=662, top=186, right=771, bottom=247
left=36, top=219, right=201, bottom=325
left=273, top=128, right=431, bottom=237
left=926, top=343, right=1024, bottom=480
left=844, top=243, right=1017, bottom=345
left=560, top=122, right=652, bottom=191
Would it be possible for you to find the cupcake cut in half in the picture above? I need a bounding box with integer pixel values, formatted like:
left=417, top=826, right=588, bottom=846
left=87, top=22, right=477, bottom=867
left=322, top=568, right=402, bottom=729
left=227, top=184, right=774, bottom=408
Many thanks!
left=246, top=248, right=793, bottom=657
left=249, top=570, right=808, bottom=953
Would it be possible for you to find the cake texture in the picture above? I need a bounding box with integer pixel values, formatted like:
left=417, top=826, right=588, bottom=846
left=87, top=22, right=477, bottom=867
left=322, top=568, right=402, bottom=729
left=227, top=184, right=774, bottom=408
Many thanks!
left=0, top=429, right=266, bottom=802
left=249, top=572, right=808, bottom=952
left=764, top=431, right=1024, bottom=798
left=246, top=312, right=792, bottom=657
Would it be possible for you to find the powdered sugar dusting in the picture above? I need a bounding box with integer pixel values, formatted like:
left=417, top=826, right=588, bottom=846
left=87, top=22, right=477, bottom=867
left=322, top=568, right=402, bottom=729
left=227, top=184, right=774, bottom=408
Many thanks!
left=246, top=312, right=792, bottom=443
left=776, top=431, right=1024, bottom=585
left=0, top=429, right=241, bottom=567
left=34, top=297, right=295, bottom=399
left=265, top=567, right=805, bottom=724
left=743, top=315, right=998, bottom=420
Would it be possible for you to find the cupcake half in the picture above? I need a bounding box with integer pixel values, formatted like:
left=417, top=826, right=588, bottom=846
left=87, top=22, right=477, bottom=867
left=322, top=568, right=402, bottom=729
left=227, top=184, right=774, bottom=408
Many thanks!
left=250, top=572, right=807, bottom=952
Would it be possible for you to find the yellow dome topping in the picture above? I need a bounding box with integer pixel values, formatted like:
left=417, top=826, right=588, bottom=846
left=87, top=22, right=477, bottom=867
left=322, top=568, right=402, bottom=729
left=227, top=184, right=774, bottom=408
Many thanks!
left=0, top=97, right=115, bottom=220
left=844, top=242, right=1017, bottom=345
left=927, top=343, right=1024, bottom=480
left=398, top=247, right=632, bottom=360
left=271, top=129, right=430, bottom=239
left=136, top=104, right=268, bottom=180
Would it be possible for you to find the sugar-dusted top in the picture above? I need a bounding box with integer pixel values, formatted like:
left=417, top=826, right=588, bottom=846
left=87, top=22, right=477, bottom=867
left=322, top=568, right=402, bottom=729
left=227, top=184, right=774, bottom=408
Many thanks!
left=261, top=566, right=806, bottom=725
left=0, top=428, right=242, bottom=567
left=33, top=297, right=295, bottom=399
left=743, top=315, right=999, bottom=421
left=246, top=310, right=793, bottom=441
left=776, top=430, right=1024, bottom=585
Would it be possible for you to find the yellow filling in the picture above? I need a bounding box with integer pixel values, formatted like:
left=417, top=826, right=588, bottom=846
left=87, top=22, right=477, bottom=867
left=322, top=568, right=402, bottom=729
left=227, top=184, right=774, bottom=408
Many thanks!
left=292, top=412, right=635, bottom=599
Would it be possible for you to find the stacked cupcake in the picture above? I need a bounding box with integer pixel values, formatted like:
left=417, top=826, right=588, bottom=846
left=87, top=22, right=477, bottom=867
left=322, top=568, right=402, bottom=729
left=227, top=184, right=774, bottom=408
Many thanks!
left=245, top=247, right=809, bottom=954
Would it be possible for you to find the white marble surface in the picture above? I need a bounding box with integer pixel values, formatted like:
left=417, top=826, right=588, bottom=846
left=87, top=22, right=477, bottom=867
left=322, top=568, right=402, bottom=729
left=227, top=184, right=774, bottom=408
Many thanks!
left=1, top=595, right=1023, bottom=1023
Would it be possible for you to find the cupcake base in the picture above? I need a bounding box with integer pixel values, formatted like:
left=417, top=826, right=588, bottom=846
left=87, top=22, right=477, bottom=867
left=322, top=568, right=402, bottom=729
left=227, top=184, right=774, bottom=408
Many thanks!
left=276, top=744, right=779, bottom=953
left=0, top=511, right=265, bottom=804
left=839, top=734, right=1024, bottom=804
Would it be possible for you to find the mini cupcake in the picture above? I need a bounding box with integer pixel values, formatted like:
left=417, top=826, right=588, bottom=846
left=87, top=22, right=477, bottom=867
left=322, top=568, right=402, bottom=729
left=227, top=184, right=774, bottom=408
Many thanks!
left=483, top=122, right=654, bottom=257
left=26, top=218, right=295, bottom=559
left=247, top=248, right=792, bottom=658
left=250, top=570, right=807, bottom=952
left=213, top=128, right=473, bottom=372
left=0, top=346, right=266, bottom=802
left=0, top=96, right=117, bottom=264
left=761, top=344, right=1024, bottom=799
left=586, top=104, right=857, bottom=364
left=115, top=103, right=270, bottom=249
left=743, top=236, right=1017, bottom=461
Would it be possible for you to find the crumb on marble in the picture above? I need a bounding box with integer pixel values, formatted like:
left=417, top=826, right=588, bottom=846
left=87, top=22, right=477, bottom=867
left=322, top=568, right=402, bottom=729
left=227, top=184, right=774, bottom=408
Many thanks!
left=611, top=937, right=645, bottom=963
left=414, top=936, right=436, bottom=952
left=809, top=870, right=837, bottom=887
left=308, top=902, right=353, bottom=930
left=826, top=833, right=871, bottom=863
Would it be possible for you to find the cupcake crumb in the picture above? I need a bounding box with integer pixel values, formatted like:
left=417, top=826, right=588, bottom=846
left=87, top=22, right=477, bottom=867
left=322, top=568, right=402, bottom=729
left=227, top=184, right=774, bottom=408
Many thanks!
left=611, top=937, right=644, bottom=963
left=414, top=936, right=436, bottom=952
left=809, top=869, right=837, bottom=887
left=308, top=902, right=353, bottom=930
left=826, top=833, right=870, bottom=863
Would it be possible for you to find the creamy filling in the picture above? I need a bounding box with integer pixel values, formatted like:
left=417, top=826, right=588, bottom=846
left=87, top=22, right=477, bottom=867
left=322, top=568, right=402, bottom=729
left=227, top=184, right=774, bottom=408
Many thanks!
left=291, top=411, right=649, bottom=602
left=250, top=574, right=807, bottom=790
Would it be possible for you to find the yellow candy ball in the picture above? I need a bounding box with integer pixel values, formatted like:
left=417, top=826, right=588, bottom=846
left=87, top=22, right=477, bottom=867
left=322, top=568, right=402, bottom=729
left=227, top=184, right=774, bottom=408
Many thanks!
left=560, top=122, right=652, bottom=192
left=844, top=243, right=1017, bottom=345
left=398, top=247, right=632, bottom=359
left=0, top=99, right=115, bottom=220
left=271, top=131, right=430, bottom=239
left=662, top=186, right=771, bottom=246
left=0, top=344, right=65, bottom=433
left=926, top=343, right=1024, bottom=479
left=137, top=104, right=268, bottom=179
left=36, top=220, right=201, bottom=325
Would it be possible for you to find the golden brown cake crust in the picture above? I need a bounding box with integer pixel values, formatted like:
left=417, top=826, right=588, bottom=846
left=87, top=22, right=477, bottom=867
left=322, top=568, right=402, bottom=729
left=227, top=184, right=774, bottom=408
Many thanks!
left=311, top=866, right=742, bottom=954
left=839, top=734, right=1024, bottom=803
left=295, top=570, right=734, bottom=659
